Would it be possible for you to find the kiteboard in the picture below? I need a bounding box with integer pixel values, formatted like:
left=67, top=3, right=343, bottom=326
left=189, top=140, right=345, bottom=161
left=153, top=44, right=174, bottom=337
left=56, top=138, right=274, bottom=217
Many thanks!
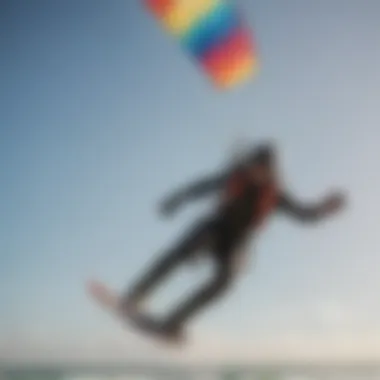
left=86, top=280, right=182, bottom=345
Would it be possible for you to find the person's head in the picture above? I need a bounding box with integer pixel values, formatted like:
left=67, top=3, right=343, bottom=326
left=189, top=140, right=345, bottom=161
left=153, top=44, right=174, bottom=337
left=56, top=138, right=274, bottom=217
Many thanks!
left=245, top=143, right=277, bottom=184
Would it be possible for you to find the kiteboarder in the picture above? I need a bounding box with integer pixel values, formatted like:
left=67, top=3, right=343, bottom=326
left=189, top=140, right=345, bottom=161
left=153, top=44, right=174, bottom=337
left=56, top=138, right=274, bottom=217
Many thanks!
left=108, top=143, right=346, bottom=343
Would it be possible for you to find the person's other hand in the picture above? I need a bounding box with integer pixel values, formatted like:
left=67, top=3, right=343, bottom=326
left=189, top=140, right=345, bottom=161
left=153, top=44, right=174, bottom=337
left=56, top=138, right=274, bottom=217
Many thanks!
left=323, top=191, right=347, bottom=215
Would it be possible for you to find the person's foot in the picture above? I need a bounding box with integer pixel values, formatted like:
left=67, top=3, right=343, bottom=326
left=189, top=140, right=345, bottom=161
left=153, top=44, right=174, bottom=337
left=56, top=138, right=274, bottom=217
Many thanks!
left=161, top=324, right=186, bottom=346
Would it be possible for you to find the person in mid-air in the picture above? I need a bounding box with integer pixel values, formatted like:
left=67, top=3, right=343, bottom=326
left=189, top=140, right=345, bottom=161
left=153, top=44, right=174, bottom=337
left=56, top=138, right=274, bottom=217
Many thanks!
left=92, top=143, right=346, bottom=344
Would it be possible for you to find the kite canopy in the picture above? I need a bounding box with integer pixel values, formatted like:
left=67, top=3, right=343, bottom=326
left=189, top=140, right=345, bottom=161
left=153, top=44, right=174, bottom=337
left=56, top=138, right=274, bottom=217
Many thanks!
left=144, top=0, right=258, bottom=89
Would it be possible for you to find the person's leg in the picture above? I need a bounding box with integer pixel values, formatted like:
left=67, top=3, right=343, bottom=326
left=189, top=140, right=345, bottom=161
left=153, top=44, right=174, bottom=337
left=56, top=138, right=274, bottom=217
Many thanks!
left=120, top=218, right=213, bottom=314
left=161, top=254, right=235, bottom=337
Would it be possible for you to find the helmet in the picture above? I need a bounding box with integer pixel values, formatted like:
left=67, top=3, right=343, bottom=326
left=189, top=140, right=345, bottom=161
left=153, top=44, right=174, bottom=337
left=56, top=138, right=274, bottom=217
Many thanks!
left=246, top=143, right=276, bottom=167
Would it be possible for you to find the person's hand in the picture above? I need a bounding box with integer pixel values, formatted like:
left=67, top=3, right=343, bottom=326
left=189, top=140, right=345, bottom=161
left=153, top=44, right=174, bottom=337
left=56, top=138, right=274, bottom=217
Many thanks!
left=322, top=191, right=347, bottom=215
left=159, top=194, right=183, bottom=217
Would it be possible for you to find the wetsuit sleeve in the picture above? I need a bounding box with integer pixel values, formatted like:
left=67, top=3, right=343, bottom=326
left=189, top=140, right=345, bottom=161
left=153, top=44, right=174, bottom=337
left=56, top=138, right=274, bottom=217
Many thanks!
left=159, top=167, right=234, bottom=216
left=172, top=171, right=228, bottom=202
left=277, top=192, right=330, bottom=223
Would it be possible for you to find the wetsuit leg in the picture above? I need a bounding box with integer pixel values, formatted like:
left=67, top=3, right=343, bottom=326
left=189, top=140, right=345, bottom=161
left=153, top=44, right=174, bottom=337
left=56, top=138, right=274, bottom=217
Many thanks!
left=120, top=218, right=214, bottom=311
left=161, top=254, right=235, bottom=334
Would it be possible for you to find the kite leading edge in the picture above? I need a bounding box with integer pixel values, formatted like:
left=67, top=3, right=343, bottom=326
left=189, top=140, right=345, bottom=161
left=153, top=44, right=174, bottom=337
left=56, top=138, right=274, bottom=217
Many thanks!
left=143, top=0, right=259, bottom=89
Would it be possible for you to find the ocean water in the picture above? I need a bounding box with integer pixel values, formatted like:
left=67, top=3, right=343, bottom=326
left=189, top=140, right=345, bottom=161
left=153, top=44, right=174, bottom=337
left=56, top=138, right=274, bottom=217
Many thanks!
left=1, top=364, right=380, bottom=380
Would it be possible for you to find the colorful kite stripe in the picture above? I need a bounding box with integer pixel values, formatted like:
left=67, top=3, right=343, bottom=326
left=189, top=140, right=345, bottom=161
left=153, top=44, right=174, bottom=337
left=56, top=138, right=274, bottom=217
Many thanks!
left=144, top=0, right=258, bottom=88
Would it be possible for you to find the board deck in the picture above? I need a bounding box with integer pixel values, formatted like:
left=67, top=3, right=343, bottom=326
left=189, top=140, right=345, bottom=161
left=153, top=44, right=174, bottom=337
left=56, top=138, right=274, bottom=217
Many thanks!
left=86, top=280, right=179, bottom=345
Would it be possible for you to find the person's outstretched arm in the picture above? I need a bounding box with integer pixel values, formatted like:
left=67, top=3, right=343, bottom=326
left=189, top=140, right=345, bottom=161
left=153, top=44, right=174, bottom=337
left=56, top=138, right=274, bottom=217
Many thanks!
left=277, top=191, right=346, bottom=223
left=159, top=171, right=228, bottom=216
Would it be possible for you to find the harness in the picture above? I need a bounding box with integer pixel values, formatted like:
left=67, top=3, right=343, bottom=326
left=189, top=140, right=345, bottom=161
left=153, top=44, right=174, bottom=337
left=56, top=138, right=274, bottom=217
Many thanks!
left=221, top=170, right=279, bottom=228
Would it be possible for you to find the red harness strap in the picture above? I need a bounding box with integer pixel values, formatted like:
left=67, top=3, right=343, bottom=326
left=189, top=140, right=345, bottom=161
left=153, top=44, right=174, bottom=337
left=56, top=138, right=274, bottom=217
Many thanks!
left=222, top=171, right=279, bottom=227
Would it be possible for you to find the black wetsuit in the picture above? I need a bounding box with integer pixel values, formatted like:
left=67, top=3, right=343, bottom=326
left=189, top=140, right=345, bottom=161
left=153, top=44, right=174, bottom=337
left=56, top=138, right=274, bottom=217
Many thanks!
left=122, top=166, right=330, bottom=334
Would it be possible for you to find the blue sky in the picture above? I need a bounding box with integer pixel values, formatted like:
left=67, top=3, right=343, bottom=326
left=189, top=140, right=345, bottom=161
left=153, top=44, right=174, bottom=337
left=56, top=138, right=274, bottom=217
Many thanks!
left=1, top=0, right=380, bottom=363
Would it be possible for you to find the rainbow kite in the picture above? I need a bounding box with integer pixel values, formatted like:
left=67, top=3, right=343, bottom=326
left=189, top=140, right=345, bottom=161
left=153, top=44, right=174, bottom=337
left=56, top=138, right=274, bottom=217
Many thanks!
left=144, top=0, right=258, bottom=89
